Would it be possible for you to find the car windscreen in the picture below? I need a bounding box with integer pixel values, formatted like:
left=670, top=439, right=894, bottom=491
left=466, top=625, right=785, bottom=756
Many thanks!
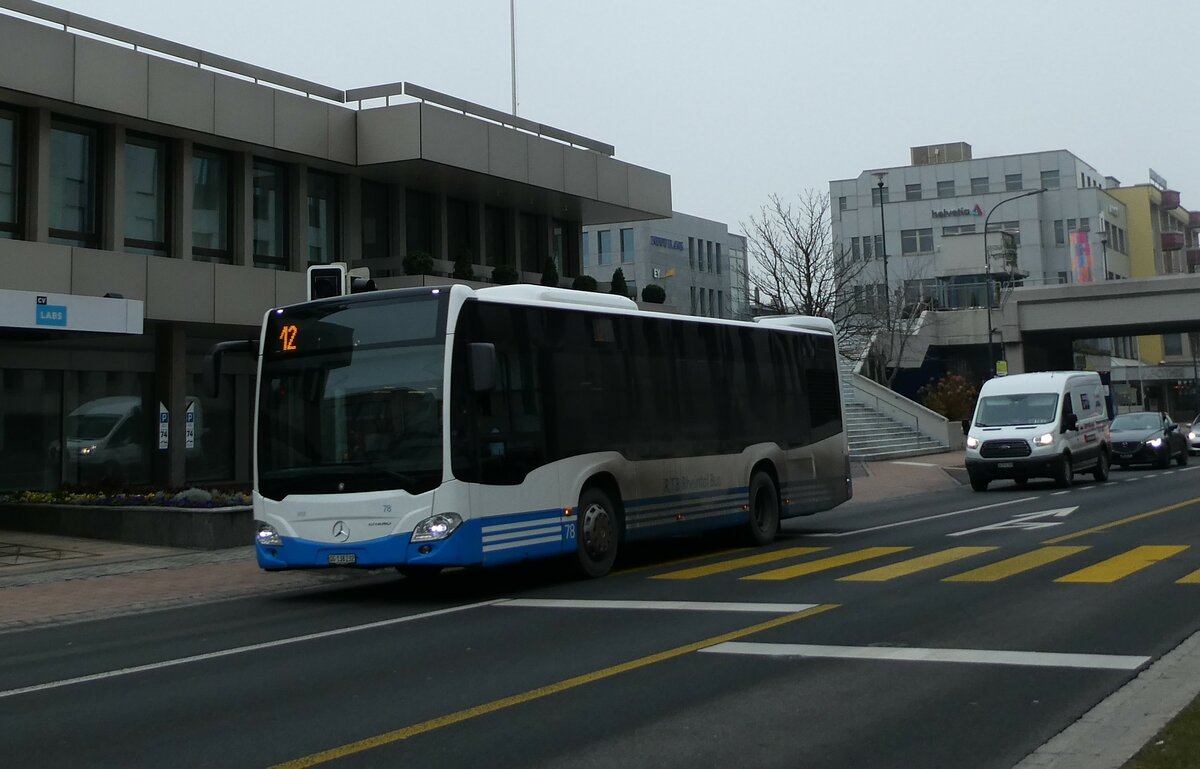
left=974, top=393, right=1059, bottom=427
left=66, top=415, right=122, bottom=440
left=1111, top=413, right=1161, bottom=431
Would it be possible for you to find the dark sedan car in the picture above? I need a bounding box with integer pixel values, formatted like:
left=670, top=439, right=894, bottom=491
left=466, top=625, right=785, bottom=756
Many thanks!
left=1110, top=411, right=1188, bottom=468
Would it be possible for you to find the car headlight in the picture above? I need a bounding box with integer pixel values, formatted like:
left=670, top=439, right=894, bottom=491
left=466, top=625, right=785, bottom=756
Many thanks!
left=966, top=436, right=979, bottom=449
left=1146, top=437, right=1164, bottom=448
left=256, top=522, right=282, bottom=546
left=1035, top=433, right=1054, bottom=446
left=79, top=445, right=97, bottom=455
left=1190, top=431, right=1197, bottom=441
left=412, top=513, right=463, bottom=542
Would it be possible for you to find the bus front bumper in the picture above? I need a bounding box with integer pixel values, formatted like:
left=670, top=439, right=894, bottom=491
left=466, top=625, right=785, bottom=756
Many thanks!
left=255, top=520, right=484, bottom=570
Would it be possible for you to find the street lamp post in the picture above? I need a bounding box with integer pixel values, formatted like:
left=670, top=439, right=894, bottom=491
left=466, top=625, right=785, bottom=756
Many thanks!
left=873, top=171, right=892, bottom=321
left=984, top=187, right=1047, bottom=378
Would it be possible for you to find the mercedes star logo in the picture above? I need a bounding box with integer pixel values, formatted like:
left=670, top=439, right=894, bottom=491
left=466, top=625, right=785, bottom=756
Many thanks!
left=332, top=520, right=349, bottom=542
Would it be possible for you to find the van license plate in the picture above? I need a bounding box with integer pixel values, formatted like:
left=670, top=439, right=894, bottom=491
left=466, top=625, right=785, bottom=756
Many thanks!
left=328, top=553, right=357, bottom=565
left=997, top=462, right=1014, bottom=469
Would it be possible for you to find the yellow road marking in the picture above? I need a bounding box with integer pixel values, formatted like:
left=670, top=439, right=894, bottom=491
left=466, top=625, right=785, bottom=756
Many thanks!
left=1042, top=497, right=1200, bottom=544
left=615, top=547, right=753, bottom=576
left=1176, top=568, right=1200, bottom=584
left=838, top=547, right=997, bottom=582
left=266, top=604, right=839, bottom=769
left=943, top=547, right=1090, bottom=583
left=741, top=547, right=910, bottom=581
left=1055, top=546, right=1189, bottom=583
left=651, top=546, right=828, bottom=580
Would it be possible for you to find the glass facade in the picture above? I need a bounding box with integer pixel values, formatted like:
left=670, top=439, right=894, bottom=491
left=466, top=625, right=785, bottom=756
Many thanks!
left=360, top=180, right=390, bottom=263
left=597, top=229, right=612, bottom=266
left=252, top=159, right=288, bottom=269
left=192, top=147, right=230, bottom=262
left=49, top=121, right=99, bottom=247
left=0, top=108, right=17, bottom=239
left=124, top=134, right=169, bottom=256
left=620, top=227, right=634, bottom=263
left=0, top=369, right=62, bottom=492
left=306, top=171, right=338, bottom=265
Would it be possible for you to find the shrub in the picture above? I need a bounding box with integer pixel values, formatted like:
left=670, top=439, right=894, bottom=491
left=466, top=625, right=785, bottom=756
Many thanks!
left=540, top=258, right=560, bottom=287
left=452, top=249, right=476, bottom=280
left=609, top=268, right=629, bottom=297
left=641, top=284, right=666, bottom=304
left=402, top=250, right=434, bottom=276
left=491, top=264, right=519, bottom=285
left=918, top=374, right=979, bottom=420
left=572, top=275, right=598, bottom=292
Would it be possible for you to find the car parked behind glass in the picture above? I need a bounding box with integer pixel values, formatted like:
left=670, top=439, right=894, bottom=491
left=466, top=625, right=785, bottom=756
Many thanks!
left=1110, top=411, right=1187, bottom=468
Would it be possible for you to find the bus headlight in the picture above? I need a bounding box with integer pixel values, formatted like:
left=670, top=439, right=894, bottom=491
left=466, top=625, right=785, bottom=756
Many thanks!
left=256, top=522, right=282, bottom=546
left=412, top=513, right=463, bottom=542
left=966, top=436, right=979, bottom=449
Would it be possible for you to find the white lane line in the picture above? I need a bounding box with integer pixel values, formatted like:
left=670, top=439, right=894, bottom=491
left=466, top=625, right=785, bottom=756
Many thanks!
left=809, top=497, right=1038, bottom=538
left=1181, top=466, right=1200, bottom=472
left=1051, top=491, right=1072, bottom=496
left=1162, top=471, right=1175, bottom=476
left=1145, top=474, right=1159, bottom=479
left=1104, top=482, right=1119, bottom=486
left=890, top=461, right=938, bottom=467
left=701, top=642, right=1149, bottom=671
left=1078, top=486, right=1097, bottom=491
left=499, top=599, right=817, bottom=614
left=1125, top=477, right=1143, bottom=482
left=0, top=600, right=503, bottom=700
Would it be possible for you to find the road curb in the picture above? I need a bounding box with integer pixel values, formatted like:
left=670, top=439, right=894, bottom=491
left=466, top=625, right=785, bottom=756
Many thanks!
left=1012, top=627, right=1200, bottom=769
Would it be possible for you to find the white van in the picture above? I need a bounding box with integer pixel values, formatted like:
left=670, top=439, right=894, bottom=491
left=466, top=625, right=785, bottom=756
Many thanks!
left=964, top=371, right=1110, bottom=490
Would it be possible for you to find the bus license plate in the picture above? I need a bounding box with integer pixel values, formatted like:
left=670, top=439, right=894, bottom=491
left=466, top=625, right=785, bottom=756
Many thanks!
left=997, top=462, right=1014, bottom=469
left=328, top=553, right=357, bottom=565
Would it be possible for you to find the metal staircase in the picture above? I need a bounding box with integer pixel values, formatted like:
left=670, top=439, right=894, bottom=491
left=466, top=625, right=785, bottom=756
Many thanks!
left=838, top=356, right=949, bottom=461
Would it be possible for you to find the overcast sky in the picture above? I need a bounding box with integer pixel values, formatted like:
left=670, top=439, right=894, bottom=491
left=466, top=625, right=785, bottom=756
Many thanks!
left=39, top=1, right=1200, bottom=234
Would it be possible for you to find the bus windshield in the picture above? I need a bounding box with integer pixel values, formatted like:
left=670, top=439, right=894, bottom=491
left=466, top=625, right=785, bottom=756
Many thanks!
left=257, top=293, right=447, bottom=500
left=974, top=393, right=1059, bottom=427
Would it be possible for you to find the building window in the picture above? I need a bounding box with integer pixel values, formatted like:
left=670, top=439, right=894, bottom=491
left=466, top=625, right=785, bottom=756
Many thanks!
left=690, top=285, right=696, bottom=314
left=871, top=186, right=889, bottom=206
left=1078, top=217, right=1090, bottom=231
left=850, top=237, right=861, bottom=260
left=715, top=242, right=721, bottom=274
left=971, top=177, right=990, bottom=195
left=942, top=224, right=976, bottom=235
left=1040, top=170, right=1060, bottom=189
left=252, top=160, right=288, bottom=269
left=483, top=206, right=509, bottom=268
left=707, top=241, right=713, bottom=272
left=936, top=180, right=955, bottom=199
left=581, top=231, right=590, bottom=267
left=192, top=147, right=230, bottom=263
left=987, top=220, right=1020, bottom=246
left=699, top=287, right=706, bottom=315
left=49, top=120, right=99, bottom=248
left=0, top=107, right=19, bottom=239
left=1054, top=220, right=1065, bottom=246
left=124, top=135, right=170, bottom=256
left=597, top=229, right=612, bottom=266
left=1165, top=333, right=1183, bottom=356
left=900, top=228, right=933, bottom=255
left=709, top=288, right=715, bottom=317
left=620, top=227, right=634, bottom=263
left=862, top=235, right=873, bottom=259
left=360, top=180, right=390, bottom=263
left=874, top=234, right=884, bottom=258
left=717, top=290, right=724, bottom=318
left=838, top=196, right=848, bottom=211
left=307, top=171, right=338, bottom=265
left=1005, top=173, right=1023, bottom=192
left=905, top=183, right=922, bottom=201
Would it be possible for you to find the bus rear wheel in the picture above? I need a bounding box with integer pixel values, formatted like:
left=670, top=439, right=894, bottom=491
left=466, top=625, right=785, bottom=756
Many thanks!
left=745, top=471, right=780, bottom=546
left=575, top=486, right=619, bottom=578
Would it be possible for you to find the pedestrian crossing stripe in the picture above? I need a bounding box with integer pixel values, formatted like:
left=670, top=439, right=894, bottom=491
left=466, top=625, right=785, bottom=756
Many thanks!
left=1055, top=546, right=1190, bottom=583
left=943, top=546, right=1091, bottom=583
left=838, top=547, right=997, bottom=582
left=740, top=547, right=911, bottom=581
left=650, top=546, right=828, bottom=580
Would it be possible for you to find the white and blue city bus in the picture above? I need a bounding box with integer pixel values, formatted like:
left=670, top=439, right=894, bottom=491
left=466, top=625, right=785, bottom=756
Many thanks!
left=211, top=279, right=851, bottom=578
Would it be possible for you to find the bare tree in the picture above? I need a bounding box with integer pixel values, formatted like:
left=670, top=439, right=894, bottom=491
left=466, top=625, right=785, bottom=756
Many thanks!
left=744, top=191, right=868, bottom=327
left=859, top=255, right=941, bottom=388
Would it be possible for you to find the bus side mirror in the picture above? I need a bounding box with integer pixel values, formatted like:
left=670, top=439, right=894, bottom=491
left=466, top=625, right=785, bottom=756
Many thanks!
left=469, top=343, right=498, bottom=392
left=204, top=340, right=257, bottom=398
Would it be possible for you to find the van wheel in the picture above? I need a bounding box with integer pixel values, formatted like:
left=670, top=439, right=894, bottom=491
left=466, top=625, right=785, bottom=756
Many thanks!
left=969, top=472, right=989, bottom=492
left=1092, top=451, right=1110, bottom=482
left=745, top=471, right=781, bottom=546
left=1055, top=455, right=1073, bottom=488
left=575, top=486, right=620, bottom=578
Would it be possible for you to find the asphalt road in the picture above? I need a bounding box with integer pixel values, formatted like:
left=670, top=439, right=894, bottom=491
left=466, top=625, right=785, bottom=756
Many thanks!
left=3, top=464, right=1200, bottom=769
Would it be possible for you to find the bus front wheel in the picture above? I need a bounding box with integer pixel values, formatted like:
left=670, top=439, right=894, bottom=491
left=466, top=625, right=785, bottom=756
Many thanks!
left=575, top=486, right=619, bottom=578
left=745, top=471, right=781, bottom=546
